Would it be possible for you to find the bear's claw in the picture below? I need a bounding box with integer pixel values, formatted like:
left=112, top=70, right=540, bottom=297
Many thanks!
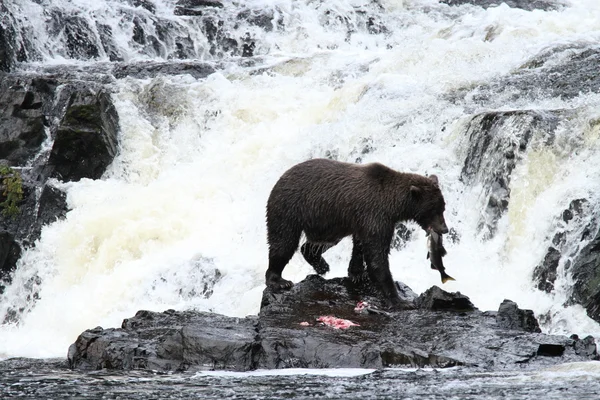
left=267, top=277, right=294, bottom=291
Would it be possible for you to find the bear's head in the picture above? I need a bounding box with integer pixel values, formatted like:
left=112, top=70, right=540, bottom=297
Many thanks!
left=410, top=174, right=448, bottom=234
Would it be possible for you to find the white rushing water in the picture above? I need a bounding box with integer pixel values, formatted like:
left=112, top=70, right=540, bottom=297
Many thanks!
left=2, top=0, right=600, bottom=359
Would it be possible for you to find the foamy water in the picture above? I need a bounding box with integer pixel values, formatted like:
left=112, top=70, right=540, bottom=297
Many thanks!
left=2, top=0, right=600, bottom=359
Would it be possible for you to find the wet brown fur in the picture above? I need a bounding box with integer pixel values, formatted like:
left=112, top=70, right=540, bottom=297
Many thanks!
left=265, top=158, right=448, bottom=308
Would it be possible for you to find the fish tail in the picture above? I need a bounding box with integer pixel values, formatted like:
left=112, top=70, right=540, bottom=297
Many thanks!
left=441, top=273, right=456, bottom=284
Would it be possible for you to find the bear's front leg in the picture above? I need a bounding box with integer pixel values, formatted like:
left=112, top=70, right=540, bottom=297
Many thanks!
left=266, top=248, right=296, bottom=290
left=363, top=242, right=415, bottom=310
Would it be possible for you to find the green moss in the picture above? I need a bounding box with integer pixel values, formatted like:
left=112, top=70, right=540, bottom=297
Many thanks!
left=0, top=166, right=23, bottom=218
left=64, top=104, right=101, bottom=126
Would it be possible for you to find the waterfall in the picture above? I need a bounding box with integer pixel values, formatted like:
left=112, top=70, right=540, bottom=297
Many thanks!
left=1, top=0, right=600, bottom=359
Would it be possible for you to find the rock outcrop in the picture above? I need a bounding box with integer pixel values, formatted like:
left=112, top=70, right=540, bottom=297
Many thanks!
left=68, top=276, right=598, bottom=372
left=0, top=74, right=121, bottom=292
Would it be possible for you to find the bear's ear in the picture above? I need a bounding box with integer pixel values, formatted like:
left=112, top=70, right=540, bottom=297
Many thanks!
left=410, top=185, right=422, bottom=197
left=429, top=174, right=439, bottom=187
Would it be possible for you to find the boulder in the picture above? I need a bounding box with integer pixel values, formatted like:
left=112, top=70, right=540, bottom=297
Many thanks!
left=47, top=89, right=119, bottom=182
left=495, top=299, right=541, bottom=333
left=68, top=276, right=599, bottom=372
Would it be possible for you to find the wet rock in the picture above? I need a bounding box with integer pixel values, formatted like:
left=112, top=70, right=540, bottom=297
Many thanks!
left=0, top=230, right=21, bottom=293
left=174, top=0, right=223, bottom=16
left=390, top=223, right=413, bottom=251
left=439, top=0, right=563, bottom=11
left=0, top=73, right=120, bottom=296
left=461, top=44, right=600, bottom=107
left=96, top=24, right=123, bottom=62
left=571, top=334, right=598, bottom=358
left=0, top=78, right=52, bottom=165
left=569, top=227, right=600, bottom=324
left=0, top=18, right=16, bottom=72
left=416, top=286, right=476, bottom=312
left=68, top=310, right=259, bottom=371
left=127, top=0, right=157, bottom=14
left=533, top=247, right=560, bottom=293
left=36, top=184, right=68, bottom=227
left=69, top=276, right=598, bottom=372
left=496, top=299, right=541, bottom=333
left=459, top=110, right=563, bottom=238
left=0, top=2, right=39, bottom=72
left=237, top=8, right=275, bottom=32
left=48, top=11, right=100, bottom=60
left=47, top=90, right=119, bottom=182
left=202, top=16, right=239, bottom=57
left=395, top=281, right=418, bottom=303
left=532, top=198, right=600, bottom=322
left=113, top=61, right=216, bottom=79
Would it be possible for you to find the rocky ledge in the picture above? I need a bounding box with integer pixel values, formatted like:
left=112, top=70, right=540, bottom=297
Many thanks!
left=68, top=276, right=598, bottom=372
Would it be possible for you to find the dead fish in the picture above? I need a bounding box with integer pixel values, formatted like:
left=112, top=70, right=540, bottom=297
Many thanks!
left=317, top=315, right=360, bottom=329
left=427, top=228, right=455, bottom=284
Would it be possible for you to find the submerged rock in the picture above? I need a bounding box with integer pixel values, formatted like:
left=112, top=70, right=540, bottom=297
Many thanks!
left=68, top=276, right=598, bottom=372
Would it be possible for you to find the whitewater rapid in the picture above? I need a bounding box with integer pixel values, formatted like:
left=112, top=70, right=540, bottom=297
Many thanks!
left=2, top=0, right=600, bottom=359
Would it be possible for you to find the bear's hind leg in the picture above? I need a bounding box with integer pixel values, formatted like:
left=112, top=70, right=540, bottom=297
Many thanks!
left=266, top=228, right=302, bottom=290
left=300, top=242, right=333, bottom=275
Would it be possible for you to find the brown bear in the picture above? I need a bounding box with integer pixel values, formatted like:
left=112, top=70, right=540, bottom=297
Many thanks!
left=265, top=158, right=449, bottom=309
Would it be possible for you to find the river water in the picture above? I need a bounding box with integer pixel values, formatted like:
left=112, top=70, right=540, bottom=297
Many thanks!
left=1, top=0, right=600, bottom=396
left=2, top=358, right=600, bottom=399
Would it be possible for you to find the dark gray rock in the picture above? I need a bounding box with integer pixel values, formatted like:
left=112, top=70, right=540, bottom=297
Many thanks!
left=571, top=334, right=598, bottom=358
left=415, top=286, right=476, bottom=312
left=127, top=0, right=157, bottom=14
left=534, top=247, right=560, bottom=293
left=395, top=281, right=418, bottom=303
left=47, top=89, right=119, bottom=182
left=0, top=230, right=21, bottom=293
left=96, top=23, right=124, bottom=62
left=48, top=11, right=100, bottom=60
left=570, top=227, right=600, bottom=324
left=36, top=184, right=68, bottom=227
left=496, top=299, right=541, bottom=333
left=0, top=17, right=16, bottom=72
left=458, top=44, right=600, bottom=107
left=0, top=2, right=40, bottom=72
left=68, top=310, right=259, bottom=371
left=0, top=77, right=52, bottom=165
left=533, top=199, right=594, bottom=294
left=113, top=61, right=216, bottom=80
left=390, top=223, right=413, bottom=251
left=530, top=198, right=600, bottom=324
left=440, top=0, right=563, bottom=11
left=0, top=73, right=120, bottom=295
left=68, top=276, right=598, bottom=372
left=174, top=0, right=223, bottom=16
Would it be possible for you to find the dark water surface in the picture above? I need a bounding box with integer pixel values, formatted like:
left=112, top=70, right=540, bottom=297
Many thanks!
left=2, top=358, right=600, bottom=399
